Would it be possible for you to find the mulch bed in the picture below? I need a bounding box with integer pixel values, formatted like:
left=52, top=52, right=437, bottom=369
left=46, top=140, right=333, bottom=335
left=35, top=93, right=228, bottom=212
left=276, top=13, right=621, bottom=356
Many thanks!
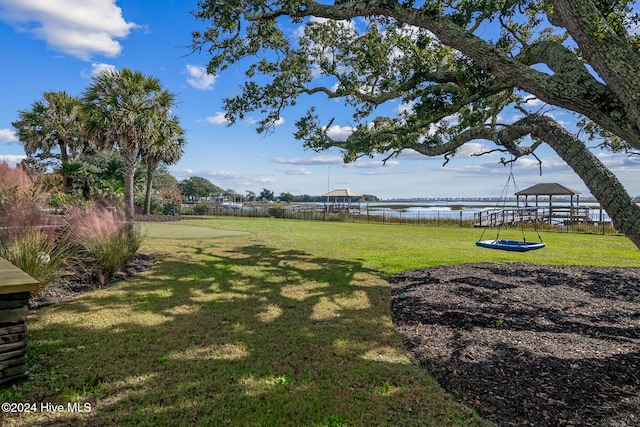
left=28, top=253, right=156, bottom=309
left=389, top=262, right=640, bottom=427
left=29, top=214, right=175, bottom=309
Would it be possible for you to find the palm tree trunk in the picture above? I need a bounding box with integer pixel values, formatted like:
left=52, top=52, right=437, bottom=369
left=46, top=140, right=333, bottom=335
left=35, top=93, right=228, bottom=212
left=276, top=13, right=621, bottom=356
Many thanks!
left=59, top=141, right=74, bottom=194
left=123, top=168, right=136, bottom=222
left=144, top=166, right=155, bottom=215
left=120, top=142, right=140, bottom=222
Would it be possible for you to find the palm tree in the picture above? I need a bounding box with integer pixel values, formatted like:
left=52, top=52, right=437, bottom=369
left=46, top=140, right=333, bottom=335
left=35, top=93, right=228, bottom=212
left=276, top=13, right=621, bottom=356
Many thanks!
left=140, top=115, right=185, bottom=215
left=12, top=91, right=85, bottom=193
left=83, top=68, right=179, bottom=221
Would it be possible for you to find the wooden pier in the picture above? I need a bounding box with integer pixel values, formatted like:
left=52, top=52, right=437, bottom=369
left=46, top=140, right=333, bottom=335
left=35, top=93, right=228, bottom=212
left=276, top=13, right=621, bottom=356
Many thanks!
left=474, top=206, right=592, bottom=227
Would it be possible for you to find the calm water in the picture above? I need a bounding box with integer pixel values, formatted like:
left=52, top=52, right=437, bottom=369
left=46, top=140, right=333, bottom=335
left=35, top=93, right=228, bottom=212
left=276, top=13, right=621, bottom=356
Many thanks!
left=357, top=201, right=610, bottom=222
left=240, top=200, right=614, bottom=223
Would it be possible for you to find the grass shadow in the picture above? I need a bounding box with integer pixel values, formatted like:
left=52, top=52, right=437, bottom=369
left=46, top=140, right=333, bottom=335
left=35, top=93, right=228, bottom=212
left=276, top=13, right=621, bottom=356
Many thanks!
left=2, top=241, right=489, bottom=426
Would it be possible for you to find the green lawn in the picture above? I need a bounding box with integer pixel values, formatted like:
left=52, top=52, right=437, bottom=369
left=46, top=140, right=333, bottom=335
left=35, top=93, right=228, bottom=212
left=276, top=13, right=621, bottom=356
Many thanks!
left=2, top=218, right=638, bottom=426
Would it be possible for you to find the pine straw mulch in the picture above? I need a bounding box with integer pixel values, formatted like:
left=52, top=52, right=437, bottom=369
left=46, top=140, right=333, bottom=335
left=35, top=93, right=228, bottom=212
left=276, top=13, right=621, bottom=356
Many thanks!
left=389, top=262, right=640, bottom=427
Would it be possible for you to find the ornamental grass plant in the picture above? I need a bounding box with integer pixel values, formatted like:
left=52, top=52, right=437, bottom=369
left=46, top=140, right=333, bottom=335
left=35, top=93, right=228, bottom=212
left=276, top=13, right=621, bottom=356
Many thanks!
left=64, top=204, right=144, bottom=283
left=0, top=227, right=65, bottom=288
left=0, top=162, right=49, bottom=237
left=0, top=162, right=64, bottom=287
left=0, top=161, right=143, bottom=291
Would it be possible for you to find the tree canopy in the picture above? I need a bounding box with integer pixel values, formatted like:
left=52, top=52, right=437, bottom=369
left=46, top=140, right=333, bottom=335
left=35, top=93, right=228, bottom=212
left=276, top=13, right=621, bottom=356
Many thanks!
left=259, top=188, right=276, bottom=201
left=13, top=91, right=85, bottom=193
left=83, top=68, right=183, bottom=220
left=179, top=176, right=224, bottom=200
left=192, top=0, right=640, bottom=248
left=12, top=69, right=185, bottom=220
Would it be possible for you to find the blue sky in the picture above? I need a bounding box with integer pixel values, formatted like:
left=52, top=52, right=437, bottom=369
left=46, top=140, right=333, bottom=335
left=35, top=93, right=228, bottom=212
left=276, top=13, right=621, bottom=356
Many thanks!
left=1, top=0, right=639, bottom=200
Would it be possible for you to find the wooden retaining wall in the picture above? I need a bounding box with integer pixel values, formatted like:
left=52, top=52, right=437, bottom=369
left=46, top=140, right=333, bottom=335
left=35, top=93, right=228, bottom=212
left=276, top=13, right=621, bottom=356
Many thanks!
left=0, top=258, right=39, bottom=387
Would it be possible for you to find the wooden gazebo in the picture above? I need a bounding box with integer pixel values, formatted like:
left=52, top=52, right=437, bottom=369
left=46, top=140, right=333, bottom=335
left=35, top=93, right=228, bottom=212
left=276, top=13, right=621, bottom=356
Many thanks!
left=323, top=188, right=362, bottom=213
left=515, top=183, right=589, bottom=224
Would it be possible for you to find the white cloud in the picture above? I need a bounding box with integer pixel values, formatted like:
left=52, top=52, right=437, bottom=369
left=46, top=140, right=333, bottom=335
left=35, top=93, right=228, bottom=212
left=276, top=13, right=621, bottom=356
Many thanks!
left=456, top=142, right=494, bottom=157
left=185, top=64, right=216, bottom=90
left=279, top=167, right=312, bottom=175
left=170, top=167, right=194, bottom=176
left=347, top=159, right=399, bottom=168
left=203, top=112, right=228, bottom=125
left=522, top=95, right=543, bottom=107
left=0, top=128, right=18, bottom=143
left=81, top=62, right=116, bottom=78
left=272, top=155, right=343, bottom=165
left=516, top=157, right=546, bottom=168
left=245, top=116, right=285, bottom=126
left=169, top=167, right=278, bottom=191
left=355, top=168, right=401, bottom=176
left=0, top=154, right=25, bottom=164
left=397, top=149, right=430, bottom=160
left=0, top=0, right=137, bottom=60
left=201, top=112, right=283, bottom=127
left=325, top=124, right=353, bottom=141
left=202, top=170, right=246, bottom=179
left=395, top=100, right=416, bottom=114
left=597, top=151, right=640, bottom=171
left=90, top=62, right=116, bottom=75
left=200, top=170, right=277, bottom=188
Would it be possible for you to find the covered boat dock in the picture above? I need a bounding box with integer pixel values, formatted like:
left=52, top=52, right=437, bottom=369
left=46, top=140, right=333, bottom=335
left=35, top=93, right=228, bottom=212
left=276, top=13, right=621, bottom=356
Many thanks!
left=474, top=183, right=592, bottom=227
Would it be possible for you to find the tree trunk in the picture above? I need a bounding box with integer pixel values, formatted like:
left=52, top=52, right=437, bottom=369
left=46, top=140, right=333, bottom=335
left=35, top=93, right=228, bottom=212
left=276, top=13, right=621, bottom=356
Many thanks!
left=123, top=168, right=136, bottom=222
left=121, top=143, right=140, bottom=223
left=551, top=0, right=640, bottom=138
left=144, top=167, right=155, bottom=215
left=59, top=141, right=74, bottom=194
left=533, top=116, right=640, bottom=249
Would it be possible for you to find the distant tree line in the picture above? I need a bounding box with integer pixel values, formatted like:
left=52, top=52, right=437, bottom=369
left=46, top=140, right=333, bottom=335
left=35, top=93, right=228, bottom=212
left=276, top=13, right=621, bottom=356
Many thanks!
left=179, top=181, right=379, bottom=204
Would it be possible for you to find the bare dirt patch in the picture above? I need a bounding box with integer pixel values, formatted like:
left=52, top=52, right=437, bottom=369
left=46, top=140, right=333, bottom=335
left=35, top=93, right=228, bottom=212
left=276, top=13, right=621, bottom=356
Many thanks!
left=390, top=262, right=640, bottom=427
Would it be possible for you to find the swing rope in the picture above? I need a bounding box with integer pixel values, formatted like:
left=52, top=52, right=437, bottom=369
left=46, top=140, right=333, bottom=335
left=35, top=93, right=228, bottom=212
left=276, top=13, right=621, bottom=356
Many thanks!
left=477, top=166, right=544, bottom=244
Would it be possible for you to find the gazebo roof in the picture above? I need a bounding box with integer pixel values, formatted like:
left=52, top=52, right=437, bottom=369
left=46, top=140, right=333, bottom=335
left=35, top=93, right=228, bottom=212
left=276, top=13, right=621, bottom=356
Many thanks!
left=515, top=183, right=581, bottom=196
left=323, top=188, right=362, bottom=197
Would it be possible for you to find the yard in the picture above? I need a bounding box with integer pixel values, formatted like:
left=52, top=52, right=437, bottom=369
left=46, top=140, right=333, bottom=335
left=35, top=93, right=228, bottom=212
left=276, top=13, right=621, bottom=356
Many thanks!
left=1, top=218, right=638, bottom=426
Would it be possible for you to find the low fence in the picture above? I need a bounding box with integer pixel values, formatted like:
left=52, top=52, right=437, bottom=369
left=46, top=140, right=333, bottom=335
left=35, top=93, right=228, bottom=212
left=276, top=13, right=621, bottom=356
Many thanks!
left=179, top=203, right=621, bottom=236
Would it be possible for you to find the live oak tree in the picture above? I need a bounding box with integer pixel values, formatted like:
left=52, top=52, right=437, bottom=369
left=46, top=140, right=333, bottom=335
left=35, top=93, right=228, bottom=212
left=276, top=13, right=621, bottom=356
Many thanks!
left=259, top=188, right=276, bottom=201
left=192, top=0, right=640, bottom=249
left=179, top=176, right=223, bottom=201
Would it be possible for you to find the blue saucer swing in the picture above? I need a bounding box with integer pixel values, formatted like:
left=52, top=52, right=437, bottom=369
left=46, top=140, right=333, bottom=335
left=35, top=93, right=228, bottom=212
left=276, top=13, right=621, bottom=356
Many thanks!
left=476, top=239, right=545, bottom=252
left=476, top=168, right=545, bottom=252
